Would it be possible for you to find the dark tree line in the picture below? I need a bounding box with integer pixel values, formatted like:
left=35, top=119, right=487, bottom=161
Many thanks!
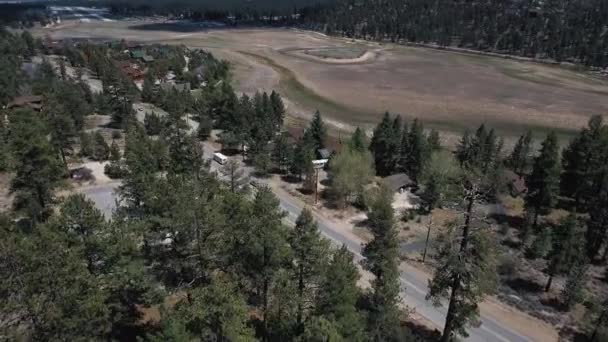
left=303, top=0, right=608, bottom=67
left=369, top=112, right=440, bottom=180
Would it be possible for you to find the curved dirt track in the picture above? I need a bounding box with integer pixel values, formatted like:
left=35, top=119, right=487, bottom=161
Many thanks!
left=280, top=47, right=382, bottom=65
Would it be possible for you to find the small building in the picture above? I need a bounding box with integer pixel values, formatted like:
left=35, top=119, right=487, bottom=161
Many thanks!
left=317, top=148, right=334, bottom=160
left=130, top=50, right=145, bottom=59
left=7, top=95, right=44, bottom=112
left=142, top=55, right=155, bottom=63
left=160, top=82, right=191, bottom=93
left=383, top=173, right=413, bottom=193
left=502, top=170, right=527, bottom=197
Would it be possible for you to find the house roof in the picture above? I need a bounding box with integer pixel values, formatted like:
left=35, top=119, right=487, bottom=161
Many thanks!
left=383, top=173, right=413, bottom=192
left=501, top=170, right=527, bottom=194
left=130, top=50, right=145, bottom=59
left=142, top=55, right=155, bottom=62
left=7, top=95, right=44, bottom=111
left=160, top=82, right=191, bottom=93
left=317, top=148, right=333, bottom=159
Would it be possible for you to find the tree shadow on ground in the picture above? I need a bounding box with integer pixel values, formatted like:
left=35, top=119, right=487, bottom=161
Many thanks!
left=489, top=213, right=525, bottom=229
left=402, top=320, right=441, bottom=341
left=501, top=238, right=522, bottom=250
left=540, top=296, right=568, bottom=312
left=280, top=174, right=301, bottom=184
left=505, top=277, right=545, bottom=293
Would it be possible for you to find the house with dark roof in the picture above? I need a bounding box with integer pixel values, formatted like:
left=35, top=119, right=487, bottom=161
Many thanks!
left=383, top=173, right=413, bottom=193
left=160, top=82, right=191, bottom=93
left=317, top=148, right=334, bottom=160
left=7, top=95, right=44, bottom=112
left=501, top=170, right=527, bottom=197
left=130, top=50, right=145, bottom=59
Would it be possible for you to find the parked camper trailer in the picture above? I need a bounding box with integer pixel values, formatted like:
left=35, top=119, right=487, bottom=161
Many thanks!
left=213, top=152, right=228, bottom=165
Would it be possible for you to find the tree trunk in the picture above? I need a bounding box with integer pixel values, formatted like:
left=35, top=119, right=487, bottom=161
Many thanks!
left=59, top=148, right=67, bottom=169
left=441, top=284, right=460, bottom=342
left=591, top=307, right=607, bottom=341
left=441, top=195, right=474, bottom=341
left=545, top=273, right=553, bottom=292
left=422, top=218, right=432, bottom=263
left=297, top=263, right=304, bottom=329
left=262, top=277, right=269, bottom=342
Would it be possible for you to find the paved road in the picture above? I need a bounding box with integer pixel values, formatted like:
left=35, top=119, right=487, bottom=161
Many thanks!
left=79, top=147, right=531, bottom=341
left=274, top=187, right=530, bottom=342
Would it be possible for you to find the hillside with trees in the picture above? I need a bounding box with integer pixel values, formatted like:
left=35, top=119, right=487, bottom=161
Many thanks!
left=305, top=0, right=608, bottom=67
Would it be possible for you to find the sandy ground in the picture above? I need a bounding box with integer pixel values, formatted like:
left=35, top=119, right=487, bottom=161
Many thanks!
left=33, top=20, right=608, bottom=143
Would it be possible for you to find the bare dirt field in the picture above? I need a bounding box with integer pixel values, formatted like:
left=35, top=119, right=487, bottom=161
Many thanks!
left=36, top=20, right=608, bottom=142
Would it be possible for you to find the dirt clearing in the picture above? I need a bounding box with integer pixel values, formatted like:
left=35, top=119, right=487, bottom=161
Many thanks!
left=35, top=20, right=608, bottom=141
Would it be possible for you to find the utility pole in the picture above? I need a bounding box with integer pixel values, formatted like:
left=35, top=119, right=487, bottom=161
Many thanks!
left=314, top=168, right=319, bottom=204
left=422, top=217, right=432, bottom=263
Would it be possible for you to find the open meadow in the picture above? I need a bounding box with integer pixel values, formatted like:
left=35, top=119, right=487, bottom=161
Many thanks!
left=36, top=19, right=608, bottom=142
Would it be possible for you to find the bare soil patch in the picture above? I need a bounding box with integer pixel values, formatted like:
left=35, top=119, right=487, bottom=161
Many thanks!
left=35, top=20, right=608, bottom=142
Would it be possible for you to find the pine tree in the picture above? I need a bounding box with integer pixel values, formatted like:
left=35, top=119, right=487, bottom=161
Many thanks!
left=309, top=110, right=327, bottom=150
left=0, top=225, right=111, bottom=340
left=525, top=132, right=560, bottom=227
left=562, top=258, right=589, bottom=310
left=527, top=226, right=553, bottom=259
left=45, top=95, right=77, bottom=168
left=291, top=139, right=314, bottom=181
left=348, top=127, right=367, bottom=153
left=272, top=133, right=292, bottom=173
left=253, top=148, right=273, bottom=177
left=370, top=112, right=399, bottom=176
left=561, top=115, right=607, bottom=210
left=79, top=132, right=94, bottom=157
left=92, top=131, right=110, bottom=161
left=9, top=109, right=64, bottom=223
left=166, top=276, right=255, bottom=341
left=290, top=208, right=330, bottom=330
left=362, top=184, right=402, bottom=340
left=398, top=120, right=409, bottom=173
left=427, top=129, right=441, bottom=152
left=317, top=245, right=365, bottom=341
left=270, top=90, right=285, bottom=129
left=545, top=213, right=585, bottom=292
left=222, top=159, right=249, bottom=193
left=141, top=71, right=156, bottom=103
left=404, top=118, right=428, bottom=183
left=420, top=172, right=441, bottom=213
left=104, top=140, right=125, bottom=179
left=507, top=130, right=533, bottom=176
left=240, top=187, right=291, bottom=339
left=299, top=317, right=344, bottom=342
left=427, top=167, right=498, bottom=341
left=197, top=114, right=212, bottom=141
left=586, top=173, right=608, bottom=260
left=144, top=112, right=164, bottom=136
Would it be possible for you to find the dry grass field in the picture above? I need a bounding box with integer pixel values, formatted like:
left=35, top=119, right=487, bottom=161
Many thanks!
left=36, top=20, right=608, bottom=142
